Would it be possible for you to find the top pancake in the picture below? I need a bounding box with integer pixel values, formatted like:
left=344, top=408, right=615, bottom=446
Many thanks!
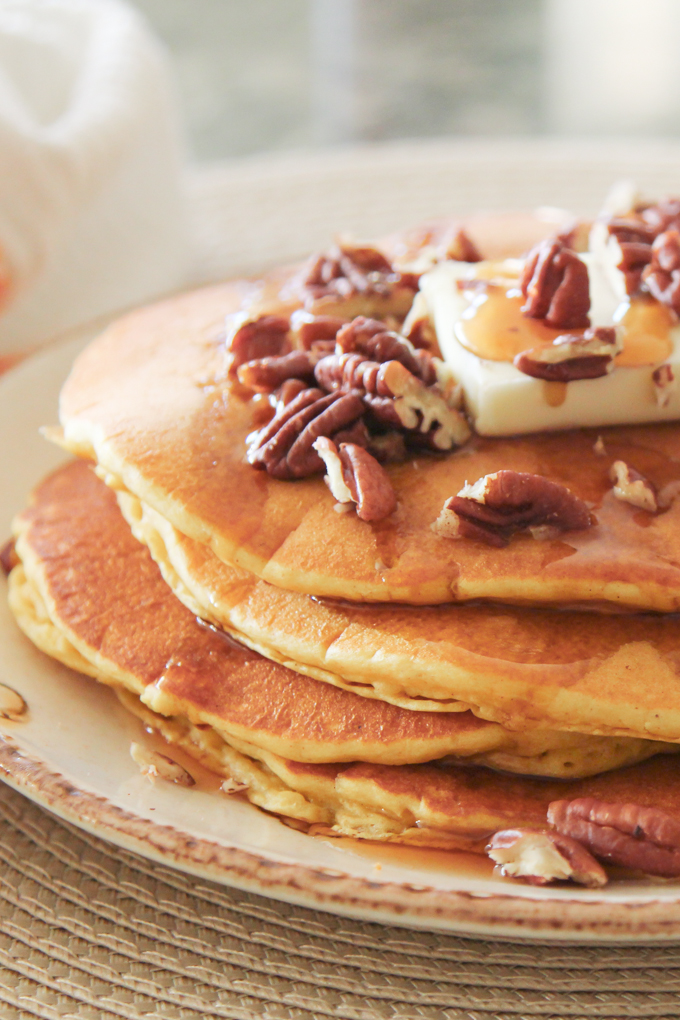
left=57, top=219, right=680, bottom=610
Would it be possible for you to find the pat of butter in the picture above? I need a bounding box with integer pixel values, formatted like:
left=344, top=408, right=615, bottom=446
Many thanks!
left=420, top=260, right=680, bottom=436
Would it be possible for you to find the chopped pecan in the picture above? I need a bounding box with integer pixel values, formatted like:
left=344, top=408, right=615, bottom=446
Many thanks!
left=615, top=237, right=654, bottom=296
left=643, top=229, right=680, bottom=315
left=313, top=437, right=397, bottom=521
left=609, top=460, right=657, bottom=512
left=641, top=197, right=680, bottom=235
left=653, top=364, right=676, bottom=407
left=401, top=292, right=439, bottom=352
left=301, top=240, right=417, bottom=302
left=513, top=327, right=622, bottom=382
left=221, top=777, right=249, bottom=795
left=549, top=798, right=680, bottom=878
left=247, top=387, right=365, bottom=479
left=441, top=226, right=482, bottom=263
left=335, top=316, right=437, bottom=384
left=0, top=538, right=17, bottom=576
left=130, top=743, right=195, bottom=786
left=289, top=309, right=346, bottom=349
left=225, top=313, right=291, bottom=374
left=606, top=216, right=657, bottom=246
left=237, top=350, right=320, bottom=392
left=487, top=828, right=607, bottom=888
left=432, top=470, right=592, bottom=547
left=601, top=200, right=680, bottom=295
left=520, top=239, right=591, bottom=329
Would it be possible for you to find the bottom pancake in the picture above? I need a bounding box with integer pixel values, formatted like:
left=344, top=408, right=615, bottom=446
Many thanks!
left=116, top=689, right=680, bottom=853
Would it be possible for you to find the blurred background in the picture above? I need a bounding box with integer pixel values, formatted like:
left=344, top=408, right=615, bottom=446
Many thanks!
left=132, top=0, right=680, bottom=160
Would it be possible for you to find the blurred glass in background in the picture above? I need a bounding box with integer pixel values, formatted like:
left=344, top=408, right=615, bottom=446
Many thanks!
left=131, top=0, right=680, bottom=161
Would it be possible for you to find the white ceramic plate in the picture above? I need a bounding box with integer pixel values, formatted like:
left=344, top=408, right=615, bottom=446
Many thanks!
left=3, top=331, right=680, bottom=942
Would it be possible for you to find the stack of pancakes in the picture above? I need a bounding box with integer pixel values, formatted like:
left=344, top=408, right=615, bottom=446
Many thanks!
left=8, top=213, right=680, bottom=856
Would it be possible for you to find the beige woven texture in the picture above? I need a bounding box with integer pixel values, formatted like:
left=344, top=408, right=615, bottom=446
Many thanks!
left=5, top=139, right=680, bottom=1018
left=3, top=781, right=680, bottom=1020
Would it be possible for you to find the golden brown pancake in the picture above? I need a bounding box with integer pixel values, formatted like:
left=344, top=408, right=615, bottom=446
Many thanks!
left=10, top=460, right=680, bottom=850
left=9, top=460, right=673, bottom=779
left=57, top=275, right=680, bottom=611
left=116, top=486, right=680, bottom=746
left=110, top=691, right=680, bottom=850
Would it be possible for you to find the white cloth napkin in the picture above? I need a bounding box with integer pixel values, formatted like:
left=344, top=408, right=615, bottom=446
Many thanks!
left=0, top=0, right=189, bottom=355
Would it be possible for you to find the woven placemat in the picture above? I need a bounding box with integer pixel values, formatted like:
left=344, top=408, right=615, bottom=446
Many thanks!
left=0, top=780, right=678, bottom=1020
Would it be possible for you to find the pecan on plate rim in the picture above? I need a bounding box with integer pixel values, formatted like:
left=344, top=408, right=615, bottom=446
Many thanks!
left=549, top=798, right=680, bottom=879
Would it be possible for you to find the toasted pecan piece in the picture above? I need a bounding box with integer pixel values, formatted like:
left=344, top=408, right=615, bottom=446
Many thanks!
left=652, top=364, right=676, bottom=407
left=130, top=743, right=195, bottom=787
left=514, top=327, right=621, bottom=383
left=487, top=828, right=607, bottom=888
left=289, top=310, right=347, bottom=349
left=0, top=538, right=18, bottom=576
left=609, top=460, right=657, bottom=512
left=225, top=313, right=291, bottom=375
left=335, top=316, right=437, bottom=383
left=433, top=470, right=592, bottom=547
left=247, top=387, right=365, bottom=480
left=520, top=239, right=591, bottom=329
left=237, top=350, right=321, bottom=392
left=643, top=229, right=680, bottom=315
left=313, top=437, right=397, bottom=521
left=549, top=798, right=680, bottom=878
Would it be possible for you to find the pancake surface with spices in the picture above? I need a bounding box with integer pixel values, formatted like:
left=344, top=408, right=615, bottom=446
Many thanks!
left=7, top=458, right=680, bottom=850
left=57, top=275, right=680, bottom=611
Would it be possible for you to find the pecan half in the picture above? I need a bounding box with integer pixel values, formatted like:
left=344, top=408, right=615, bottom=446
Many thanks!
left=487, top=828, right=607, bottom=888
left=513, top=327, right=622, bottom=382
left=653, top=364, right=676, bottom=407
left=520, top=239, right=591, bottom=329
left=289, top=309, right=346, bottom=349
left=130, top=743, right=195, bottom=787
left=0, top=538, right=17, bottom=576
left=237, top=350, right=320, bottom=392
left=225, top=313, right=291, bottom=374
left=247, top=387, right=365, bottom=479
left=313, top=437, right=397, bottom=521
left=432, top=470, right=592, bottom=547
left=609, top=460, right=657, bottom=512
left=643, top=229, right=680, bottom=315
left=549, top=798, right=680, bottom=878
left=335, top=316, right=437, bottom=384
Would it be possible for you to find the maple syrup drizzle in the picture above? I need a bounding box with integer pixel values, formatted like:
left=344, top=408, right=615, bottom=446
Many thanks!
left=456, top=284, right=674, bottom=368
